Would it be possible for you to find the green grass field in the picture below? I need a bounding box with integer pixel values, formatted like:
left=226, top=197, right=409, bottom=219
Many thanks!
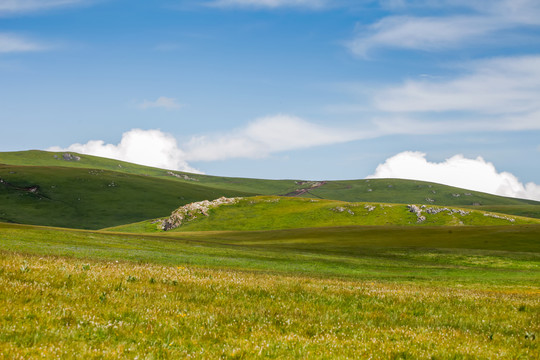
left=2, top=151, right=538, bottom=225
left=1, top=150, right=539, bottom=358
left=0, top=164, right=253, bottom=229
left=0, top=222, right=539, bottom=358
left=106, top=196, right=540, bottom=233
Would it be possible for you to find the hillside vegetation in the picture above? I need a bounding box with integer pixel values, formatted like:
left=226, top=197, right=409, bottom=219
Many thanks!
left=106, top=196, right=540, bottom=233
left=2, top=150, right=539, bottom=206
left=0, top=165, right=252, bottom=229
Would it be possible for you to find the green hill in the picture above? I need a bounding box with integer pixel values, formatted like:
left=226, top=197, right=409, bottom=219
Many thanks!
left=1, top=150, right=539, bottom=230
left=2, top=150, right=539, bottom=206
left=105, top=196, right=540, bottom=233
left=0, top=164, right=252, bottom=229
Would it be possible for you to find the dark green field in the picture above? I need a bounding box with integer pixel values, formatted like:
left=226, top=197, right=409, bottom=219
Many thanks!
left=0, top=164, right=252, bottom=229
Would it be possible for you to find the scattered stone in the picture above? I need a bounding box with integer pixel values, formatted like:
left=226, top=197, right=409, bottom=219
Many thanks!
left=166, top=171, right=199, bottom=181
left=364, top=205, right=376, bottom=212
left=425, top=198, right=435, bottom=203
left=452, top=193, right=461, bottom=197
left=483, top=213, right=515, bottom=222
left=464, top=193, right=472, bottom=196
left=62, top=153, right=80, bottom=161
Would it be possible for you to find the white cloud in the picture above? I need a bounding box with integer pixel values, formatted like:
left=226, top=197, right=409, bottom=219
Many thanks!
left=48, top=129, right=201, bottom=173
left=184, top=114, right=367, bottom=161
left=374, top=55, right=540, bottom=116
left=368, top=151, right=540, bottom=201
left=138, top=97, right=183, bottom=110
left=0, top=33, right=46, bottom=53
left=0, top=0, right=87, bottom=14
left=348, top=0, right=540, bottom=56
left=207, top=0, right=327, bottom=9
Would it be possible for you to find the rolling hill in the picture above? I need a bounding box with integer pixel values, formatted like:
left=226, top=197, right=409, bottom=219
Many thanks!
left=104, top=196, right=540, bottom=233
left=1, top=150, right=539, bottom=230
left=0, top=164, right=252, bottom=229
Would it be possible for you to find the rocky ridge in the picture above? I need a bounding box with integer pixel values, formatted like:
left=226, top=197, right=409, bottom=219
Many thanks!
left=161, top=197, right=242, bottom=231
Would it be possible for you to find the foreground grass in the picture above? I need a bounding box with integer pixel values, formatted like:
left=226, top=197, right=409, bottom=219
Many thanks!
left=1, top=222, right=539, bottom=358
left=2, top=222, right=540, bottom=285
left=1, top=252, right=538, bottom=359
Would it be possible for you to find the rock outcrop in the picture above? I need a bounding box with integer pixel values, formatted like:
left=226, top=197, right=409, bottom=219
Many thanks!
left=160, top=197, right=241, bottom=231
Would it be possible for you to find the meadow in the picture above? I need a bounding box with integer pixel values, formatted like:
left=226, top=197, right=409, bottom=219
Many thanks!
left=106, top=196, right=540, bottom=234
left=1, top=151, right=539, bottom=358
left=1, top=222, right=539, bottom=358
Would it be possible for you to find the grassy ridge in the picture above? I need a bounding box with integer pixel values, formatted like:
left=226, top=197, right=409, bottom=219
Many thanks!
left=307, top=178, right=540, bottom=206
left=2, top=150, right=539, bottom=209
left=106, top=196, right=540, bottom=233
left=0, top=165, right=252, bottom=229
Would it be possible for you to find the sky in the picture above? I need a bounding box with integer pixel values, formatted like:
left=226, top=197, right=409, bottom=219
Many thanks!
left=1, top=0, right=540, bottom=200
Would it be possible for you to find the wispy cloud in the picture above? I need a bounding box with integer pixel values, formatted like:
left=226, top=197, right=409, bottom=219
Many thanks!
left=184, top=114, right=367, bottom=161
left=207, top=0, right=328, bottom=9
left=0, top=0, right=88, bottom=15
left=374, top=55, right=540, bottom=115
left=348, top=0, right=540, bottom=56
left=137, top=97, right=183, bottom=110
left=368, top=151, right=540, bottom=201
left=0, top=33, right=47, bottom=53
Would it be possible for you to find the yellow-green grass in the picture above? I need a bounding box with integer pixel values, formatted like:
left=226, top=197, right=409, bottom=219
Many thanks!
left=105, top=196, right=540, bottom=233
left=1, top=228, right=539, bottom=359
left=1, top=252, right=539, bottom=359
left=1, top=222, right=539, bottom=284
left=0, top=164, right=253, bottom=229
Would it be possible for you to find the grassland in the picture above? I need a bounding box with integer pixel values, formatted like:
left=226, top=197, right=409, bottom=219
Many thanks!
left=0, top=222, right=539, bottom=358
left=1, top=150, right=539, bottom=358
left=106, top=196, right=540, bottom=234
left=2, top=150, right=539, bottom=211
left=0, top=164, right=252, bottom=229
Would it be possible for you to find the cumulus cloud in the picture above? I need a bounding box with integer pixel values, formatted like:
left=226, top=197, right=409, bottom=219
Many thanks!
left=137, top=97, right=183, bottom=110
left=48, top=129, right=201, bottom=173
left=367, top=151, right=540, bottom=201
left=0, top=33, right=46, bottom=53
left=207, top=0, right=327, bottom=9
left=0, top=0, right=87, bottom=15
left=183, top=114, right=366, bottom=161
left=348, top=0, right=540, bottom=56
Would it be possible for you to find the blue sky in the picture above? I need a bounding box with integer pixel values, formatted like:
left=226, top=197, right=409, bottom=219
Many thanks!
left=1, top=0, right=540, bottom=199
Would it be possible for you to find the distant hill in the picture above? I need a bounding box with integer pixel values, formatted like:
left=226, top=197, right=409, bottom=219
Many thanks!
left=0, top=164, right=252, bottom=229
left=1, top=150, right=539, bottom=229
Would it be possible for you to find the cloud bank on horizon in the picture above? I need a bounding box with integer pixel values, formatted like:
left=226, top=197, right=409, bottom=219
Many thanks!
left=49, top=128, right=540, bottom=201
left=367, top=151, right=540, bottom=202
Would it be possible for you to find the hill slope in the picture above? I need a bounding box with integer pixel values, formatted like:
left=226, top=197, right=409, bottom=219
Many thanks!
left=2, top=150, right=539, bottom=207
left=105, top=196, right=540, bottom=233
left=0, top=164, right=253, bottom=229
